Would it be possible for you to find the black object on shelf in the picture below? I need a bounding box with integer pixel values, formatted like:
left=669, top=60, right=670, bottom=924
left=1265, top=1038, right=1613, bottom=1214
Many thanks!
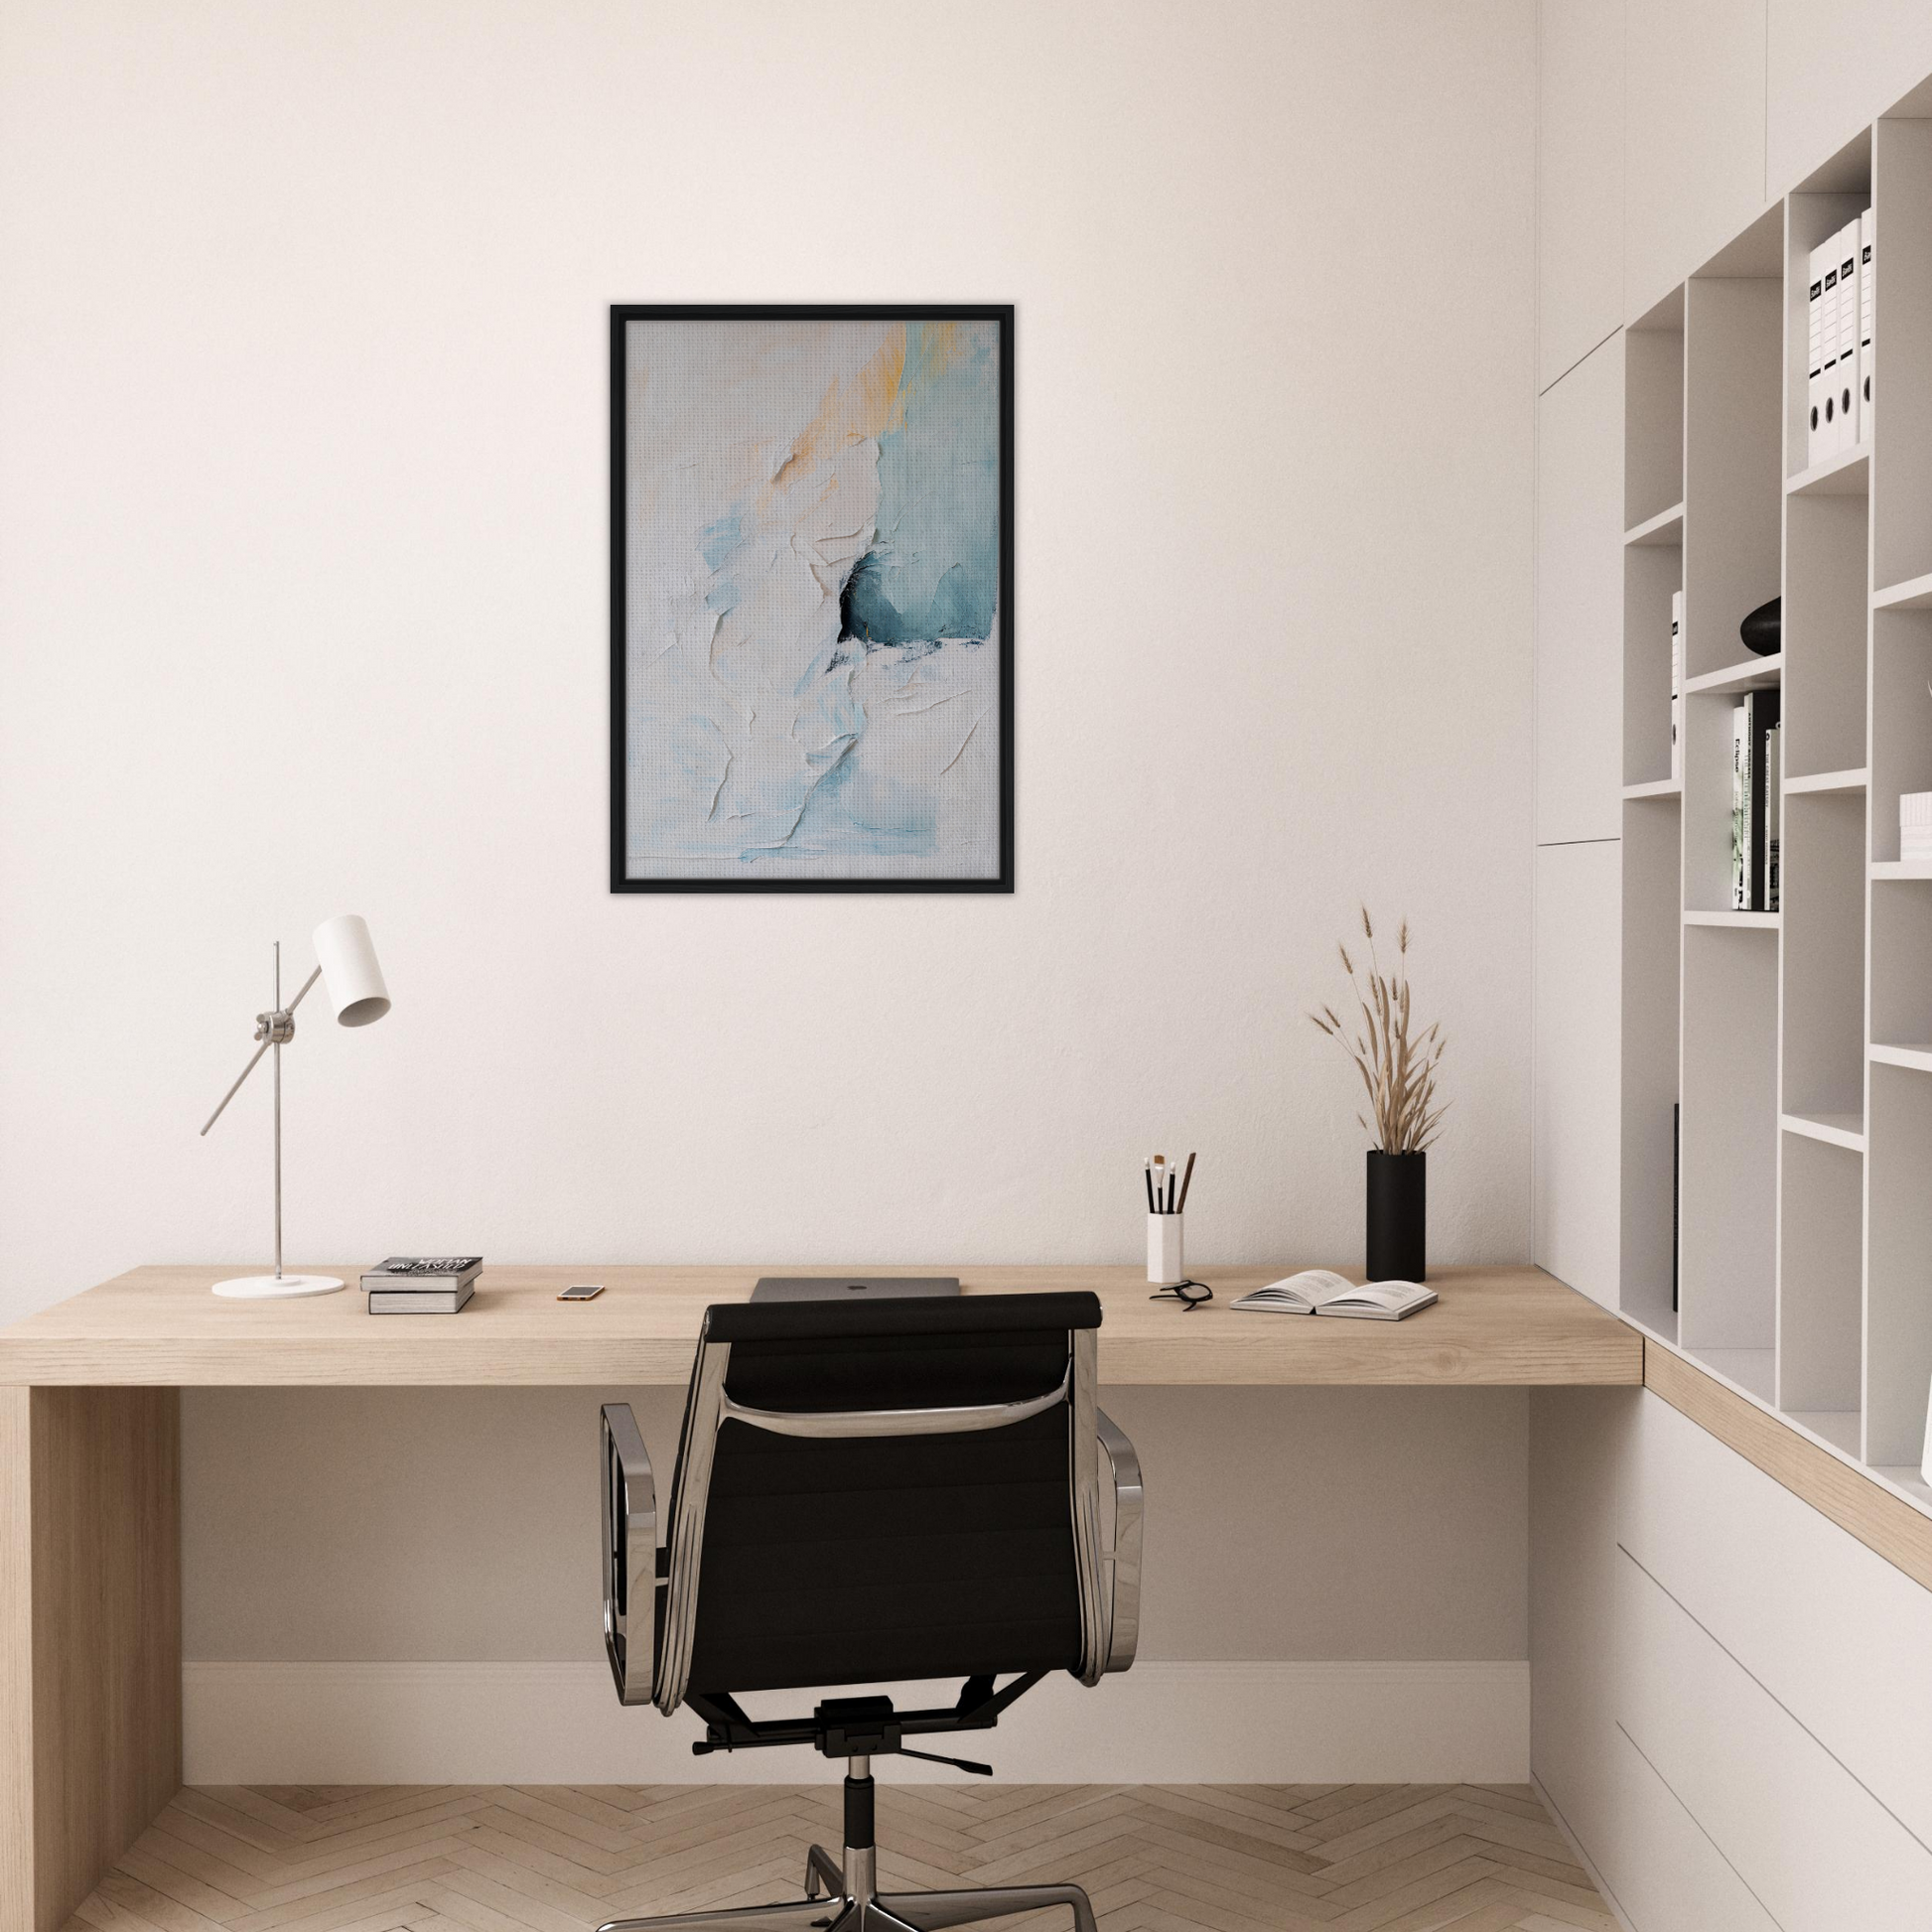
left=1740, top=595, right=1781, bottom=657
left=1366, top=1150, right=1426, bottom=1282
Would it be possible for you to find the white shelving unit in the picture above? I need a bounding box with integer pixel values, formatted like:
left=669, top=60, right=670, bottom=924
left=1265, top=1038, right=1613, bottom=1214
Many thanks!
left=1619, top=108, right=1932, bottom=1515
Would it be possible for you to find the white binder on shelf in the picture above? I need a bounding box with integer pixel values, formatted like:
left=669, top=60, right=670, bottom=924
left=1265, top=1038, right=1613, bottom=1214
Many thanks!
left=1822, top=229, right=1845, bottom=456
left=1836, top=219, right=1861, bottom=456
left=1808, top=239, right=1831, bottom=467
left=1860, top=207, right=1874, bottom=446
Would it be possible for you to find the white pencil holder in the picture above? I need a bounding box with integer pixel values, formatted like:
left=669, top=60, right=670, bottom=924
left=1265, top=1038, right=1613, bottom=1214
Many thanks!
left=1148, top=1213, right=1185, bottom=1286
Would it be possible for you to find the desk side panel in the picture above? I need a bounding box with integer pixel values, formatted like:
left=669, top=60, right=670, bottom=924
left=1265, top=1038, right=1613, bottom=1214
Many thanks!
left=28, top=1388, right=182, bottom=1932
left=1, top=1390, right=31, bottom=1932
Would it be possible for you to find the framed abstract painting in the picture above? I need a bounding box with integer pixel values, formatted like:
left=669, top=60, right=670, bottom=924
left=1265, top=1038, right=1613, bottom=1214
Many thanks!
left=610, top=305, right=1014, bottom=892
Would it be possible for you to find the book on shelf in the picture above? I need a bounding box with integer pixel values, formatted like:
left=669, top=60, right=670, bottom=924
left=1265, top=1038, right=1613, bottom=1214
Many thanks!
left=1765, top=720, right=1781, bottom=912
left=1729, top=691, right=1781, bottom=911
left=1730, top=703, right=1749, bottom=907
left=1748, top=690, right=1780, bottom=910
left=1230, top=1270, right=1437, bottom=1320
left=369, top=1282, right=475, bottom=1314
left=1670, top=590, right=1683, bottom=780
left=1861, top=207, right=1874, bottom=444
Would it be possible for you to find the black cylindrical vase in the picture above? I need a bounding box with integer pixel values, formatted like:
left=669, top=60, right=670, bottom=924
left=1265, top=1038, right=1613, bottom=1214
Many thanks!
left=1366, top=1150, right=1426, bottom=1281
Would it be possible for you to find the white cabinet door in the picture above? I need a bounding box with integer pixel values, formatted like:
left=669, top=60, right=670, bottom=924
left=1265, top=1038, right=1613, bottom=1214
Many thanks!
left=1768, top=0, right=1932, bottom=194
left=1537, top=336, right=1624, bottom=844
left=1538, top=0, right=1624, bottom=390
left=1617, top=1547, right=1932, bottom=1930
left=1534, top=841, right=1622, bottom=1308
left=1625, top=0, right=1769, bottom=318
left=1622, top=1390, right=1932, bottom=1852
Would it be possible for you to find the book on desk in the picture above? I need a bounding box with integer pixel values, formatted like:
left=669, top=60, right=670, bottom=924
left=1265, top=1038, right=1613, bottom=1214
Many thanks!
left=361, top=1256, right=482, bottom=1313
left=1230, top=1270, right=1437, bottom=1320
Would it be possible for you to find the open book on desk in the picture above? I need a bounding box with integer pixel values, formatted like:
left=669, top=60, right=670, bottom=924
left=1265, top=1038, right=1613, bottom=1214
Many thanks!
left=1230, top=1270, right=1437, bottom=1320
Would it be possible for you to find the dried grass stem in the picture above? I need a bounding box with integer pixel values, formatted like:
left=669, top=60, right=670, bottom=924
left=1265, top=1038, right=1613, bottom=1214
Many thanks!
left=1309, top=906, right=1449, bottom=1153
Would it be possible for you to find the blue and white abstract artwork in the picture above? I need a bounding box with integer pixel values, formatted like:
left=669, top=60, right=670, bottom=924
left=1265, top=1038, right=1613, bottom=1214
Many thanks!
left=613, top=310, right=1012, bottom=891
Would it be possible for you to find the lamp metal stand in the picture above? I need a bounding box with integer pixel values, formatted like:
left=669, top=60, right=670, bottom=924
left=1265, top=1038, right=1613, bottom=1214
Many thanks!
left=202, top=939, right=342, bottom=1300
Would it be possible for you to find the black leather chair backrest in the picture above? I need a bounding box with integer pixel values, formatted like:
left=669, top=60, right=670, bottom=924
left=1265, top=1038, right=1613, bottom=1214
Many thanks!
left=667, top=1292, right=1102, bottom=1697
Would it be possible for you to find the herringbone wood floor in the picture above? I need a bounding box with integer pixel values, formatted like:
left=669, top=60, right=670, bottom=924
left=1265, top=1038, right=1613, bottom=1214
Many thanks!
left=65, top=1784, right=1617, bottom=1932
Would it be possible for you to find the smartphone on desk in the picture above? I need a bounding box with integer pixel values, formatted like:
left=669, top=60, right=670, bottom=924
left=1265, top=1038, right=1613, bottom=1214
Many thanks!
left=558, top=1283, right=605, bottom=1301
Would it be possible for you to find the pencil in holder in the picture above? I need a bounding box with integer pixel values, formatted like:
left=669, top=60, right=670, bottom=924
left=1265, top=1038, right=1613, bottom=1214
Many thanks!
left=1147, top=1211, right=1185, bottom=1286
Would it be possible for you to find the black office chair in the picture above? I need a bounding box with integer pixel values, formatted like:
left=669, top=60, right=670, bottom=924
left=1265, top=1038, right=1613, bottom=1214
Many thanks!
left=597, top=1291, right=1143, bottom=1932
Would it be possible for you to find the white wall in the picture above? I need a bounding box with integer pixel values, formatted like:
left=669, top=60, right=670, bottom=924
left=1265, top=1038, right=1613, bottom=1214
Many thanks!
left=0, top=0, right=1537, bottom=1311
left=182, top=1383, right=1530, bottom=1663
left=0, top=0, right=1539, bottom=1765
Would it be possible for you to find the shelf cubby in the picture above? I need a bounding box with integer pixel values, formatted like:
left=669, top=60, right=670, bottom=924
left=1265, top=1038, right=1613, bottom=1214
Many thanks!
left=1781, top=791, right=1866, bottom=1119
left=1678, top=925, right=1778, bottom=1362
left=1869, top=607, right=1932, bottom=861
left=1623, top=538, right=1682, bottom=788
left=1683, top=245, right=1782, bottom=684
left=1784, top=494, right=1868, bottom=777
left=1683, top=677, right=1780, bottom=914
left=1872, top=115, right=1932, bottom=594
left=1869, top=873, right=1932, bottom=1051
left=1777, top=1132, right=1863, bottom=1426
left=1625, top=288, right=1684, bottom=533
left=1866, top=1063, right=1932, bottom=1466
left=1619, top=792, right=1683, bottom=1341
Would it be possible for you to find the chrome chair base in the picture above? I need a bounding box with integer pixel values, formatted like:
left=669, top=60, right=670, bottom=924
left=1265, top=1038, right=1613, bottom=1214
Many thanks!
left=596, top=1844, right=1098, bottom=1932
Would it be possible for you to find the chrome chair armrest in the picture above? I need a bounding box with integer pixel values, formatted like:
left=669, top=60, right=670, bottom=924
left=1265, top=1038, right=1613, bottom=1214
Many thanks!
left=601, top=1403, right=658, bottom=1706
left=1095, top=1407, right=1143, bottom=1673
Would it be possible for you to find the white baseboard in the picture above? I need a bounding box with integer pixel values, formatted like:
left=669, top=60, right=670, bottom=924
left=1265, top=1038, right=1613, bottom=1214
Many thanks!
left=183, top=1660, right=1528, bottom=1786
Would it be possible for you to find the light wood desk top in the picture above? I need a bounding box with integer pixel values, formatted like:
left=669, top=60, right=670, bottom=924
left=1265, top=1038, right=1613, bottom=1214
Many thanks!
left=0, top=1262, right=1640, bottom=1387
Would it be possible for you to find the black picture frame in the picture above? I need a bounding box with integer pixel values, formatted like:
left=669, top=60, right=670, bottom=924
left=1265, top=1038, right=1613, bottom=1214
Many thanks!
left=609, top=304, right=1015, bottom=894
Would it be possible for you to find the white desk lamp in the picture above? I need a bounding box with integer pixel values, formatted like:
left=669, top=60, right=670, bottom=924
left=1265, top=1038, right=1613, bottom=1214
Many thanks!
left=200, top=913, right=391, bottom=1299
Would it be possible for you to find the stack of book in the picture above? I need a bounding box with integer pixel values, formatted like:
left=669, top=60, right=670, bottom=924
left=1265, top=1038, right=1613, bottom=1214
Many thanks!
left=361, top=1256, right=483, bottom=1313
left=1807, top=209, right=1873, bottom=465
left=1730, top=692, right=1781, bottom=911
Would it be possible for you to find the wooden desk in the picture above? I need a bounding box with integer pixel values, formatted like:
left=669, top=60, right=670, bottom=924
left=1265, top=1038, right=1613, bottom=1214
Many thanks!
left=0, top=1261, right=1637, bottom=1388
left=0, top=1262, right=1635, bottom=1932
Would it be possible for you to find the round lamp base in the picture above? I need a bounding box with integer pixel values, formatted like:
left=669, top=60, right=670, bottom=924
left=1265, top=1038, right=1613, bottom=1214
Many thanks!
left=210, top=1274, right=345, bottom=1300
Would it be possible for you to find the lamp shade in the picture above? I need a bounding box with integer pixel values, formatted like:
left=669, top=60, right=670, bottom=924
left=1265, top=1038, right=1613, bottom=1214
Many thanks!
left=312, top=914, right=390, bottom=1027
